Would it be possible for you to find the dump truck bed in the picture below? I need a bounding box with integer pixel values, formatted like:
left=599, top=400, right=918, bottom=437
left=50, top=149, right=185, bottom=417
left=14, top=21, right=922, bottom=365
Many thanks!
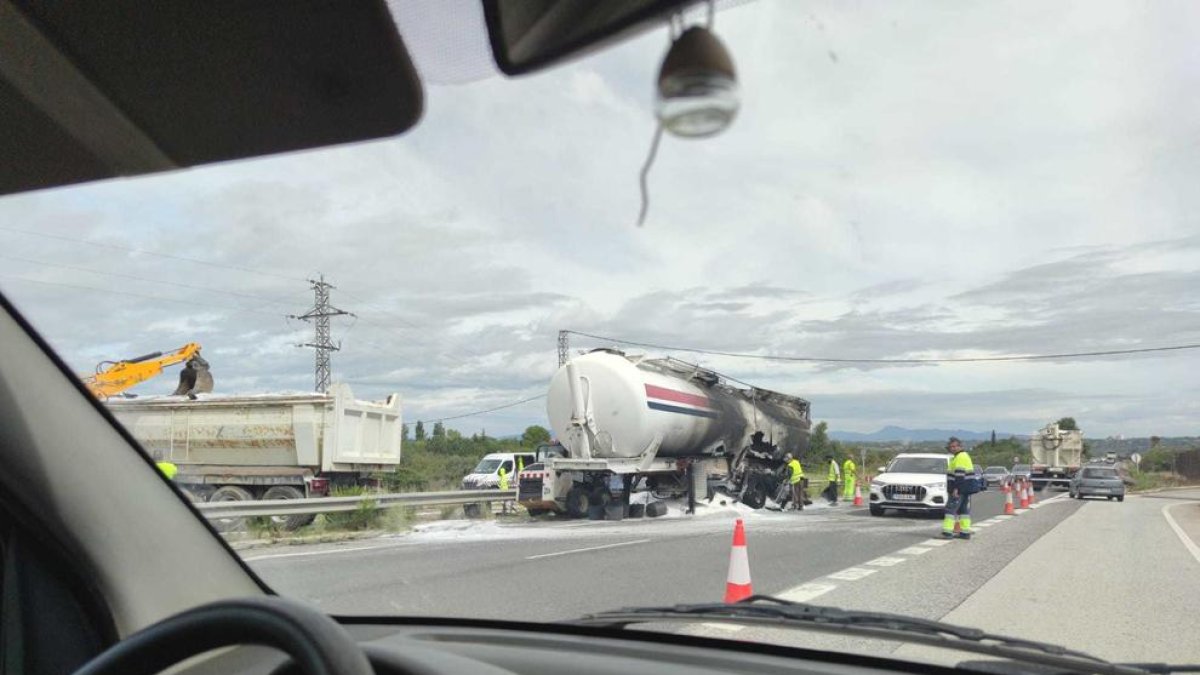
left=107, top=383, right=402, bottom=472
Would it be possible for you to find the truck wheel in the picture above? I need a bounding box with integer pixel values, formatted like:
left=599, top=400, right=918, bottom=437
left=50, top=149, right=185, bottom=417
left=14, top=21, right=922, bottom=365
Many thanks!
left=209, top=485, right=254, bottom=533
left=869, top=504, right=884, bottom=517
left=565, top=487, right=590, bottom=519
left=645, top=501, right=669, bottom=518
left=604, top=502, right=625, bottom=521
left=262, top=486, right=314, bottom=531
left=741, top=483, right=767, bottom=510
left=628, top=503, right=645, bottom=518
left=1117, top=495, right=1124, bottom=502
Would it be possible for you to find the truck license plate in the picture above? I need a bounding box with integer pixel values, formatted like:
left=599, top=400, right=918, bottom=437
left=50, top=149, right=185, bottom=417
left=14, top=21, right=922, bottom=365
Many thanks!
left=893, top=494, right=917, bottom=501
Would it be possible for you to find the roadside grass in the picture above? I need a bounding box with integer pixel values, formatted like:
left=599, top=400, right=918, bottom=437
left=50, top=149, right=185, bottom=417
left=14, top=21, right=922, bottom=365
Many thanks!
left=1130, top=472, right=1200, bottom=492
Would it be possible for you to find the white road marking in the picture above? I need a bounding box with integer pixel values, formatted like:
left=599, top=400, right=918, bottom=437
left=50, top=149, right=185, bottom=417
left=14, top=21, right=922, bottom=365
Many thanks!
left=866, top=556, right=906, bottom=567
left=1162, top=502, right=1200, bottom=566
left=973, top=521, right=994, bottom=528
left=993, top=515, right=1014, bottom=520
left=922, top=538, right=953, bottom=547
left=897, top=546, right=931, bottom=555
left=777, top=582, right=838, bottom=602
left=827, top=567, right=877, bottom=581
left=524, top=539, right=651, bottom=560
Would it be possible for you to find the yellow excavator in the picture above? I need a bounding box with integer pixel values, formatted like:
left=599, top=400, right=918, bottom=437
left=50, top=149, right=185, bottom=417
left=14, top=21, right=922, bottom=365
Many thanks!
left=82, top=342, right=214, bottom=400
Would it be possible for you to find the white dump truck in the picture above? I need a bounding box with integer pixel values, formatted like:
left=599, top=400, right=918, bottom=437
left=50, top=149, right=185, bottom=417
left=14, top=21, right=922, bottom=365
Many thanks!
left=107, top=383, right=402, bottom=529
left=1030, top=422, right=1084, bottom=489
left=539, top=349, right=811, bottom=519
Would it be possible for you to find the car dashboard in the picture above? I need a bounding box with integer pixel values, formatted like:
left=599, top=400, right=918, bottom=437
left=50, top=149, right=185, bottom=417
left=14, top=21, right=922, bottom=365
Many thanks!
left=178, top=619, right=953, bottom=675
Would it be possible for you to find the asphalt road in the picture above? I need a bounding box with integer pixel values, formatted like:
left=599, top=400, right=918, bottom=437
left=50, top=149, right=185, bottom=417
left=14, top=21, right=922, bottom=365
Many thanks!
left=248, top=487, right=1034, bottom=620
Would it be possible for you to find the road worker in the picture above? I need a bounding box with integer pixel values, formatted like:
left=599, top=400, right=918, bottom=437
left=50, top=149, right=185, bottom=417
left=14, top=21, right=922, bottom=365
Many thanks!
left=824, top=455, right=841, bottom=505
left=498, top=466, right=510, bottom=514
left=156, top=461, right=178, bottom=480
left=784, top=453, right=805, bottom=511
left=842, top=455, right=857, bottom=500
left=943, top=437, right=976, bottom=539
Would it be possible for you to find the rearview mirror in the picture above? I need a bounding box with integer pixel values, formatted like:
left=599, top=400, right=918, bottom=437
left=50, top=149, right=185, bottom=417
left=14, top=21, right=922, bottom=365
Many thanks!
left=483, top=0, right=699, bottom=75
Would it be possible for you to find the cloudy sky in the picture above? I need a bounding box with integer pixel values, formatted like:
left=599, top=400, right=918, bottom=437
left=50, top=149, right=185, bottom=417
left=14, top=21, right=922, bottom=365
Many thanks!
left=1, top=0, right=1197, bottom=437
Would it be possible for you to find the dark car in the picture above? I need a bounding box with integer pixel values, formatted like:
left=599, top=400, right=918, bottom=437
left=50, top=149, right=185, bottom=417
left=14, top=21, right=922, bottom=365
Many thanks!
left=982, top=466, right=1010, bottom=486
left=1070, top=466, right=1126, bottom=501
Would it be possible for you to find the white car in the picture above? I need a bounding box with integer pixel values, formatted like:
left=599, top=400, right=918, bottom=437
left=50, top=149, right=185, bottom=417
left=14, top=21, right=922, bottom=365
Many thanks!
left=869, top=453, right=951, bottom=516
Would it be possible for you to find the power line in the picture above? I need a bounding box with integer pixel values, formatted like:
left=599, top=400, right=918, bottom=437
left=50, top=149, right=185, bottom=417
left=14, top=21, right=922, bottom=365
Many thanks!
left=0, top=274, right=285, bottom=317
left=0, top=253, right=298, bottom=308
left=414, top=394, right=548, bottom=425
left=564, top=330, right=1200, bottom=364
left=0, top=225, right=303, bottom=282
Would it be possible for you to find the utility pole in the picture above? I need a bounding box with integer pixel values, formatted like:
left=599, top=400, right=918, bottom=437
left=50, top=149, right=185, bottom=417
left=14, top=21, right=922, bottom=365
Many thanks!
left=558, top=330, right=570, bottom=367
left=291, top=274, right=354, bottom=393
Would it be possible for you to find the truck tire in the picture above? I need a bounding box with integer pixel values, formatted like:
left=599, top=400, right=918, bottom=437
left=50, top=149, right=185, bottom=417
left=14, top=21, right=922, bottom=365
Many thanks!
left=604, top=502, right=625, bottom=521
left=209, top=485, right=254, bottom=533
left=587, top=504, right=606, bottom=520
left=565, top=487, right=590, bottom=519
left=645, top=501, right=668, bottom=518
left=262, top=486, right=314, bottom=531
left=628, top=503, right=645, bottom=518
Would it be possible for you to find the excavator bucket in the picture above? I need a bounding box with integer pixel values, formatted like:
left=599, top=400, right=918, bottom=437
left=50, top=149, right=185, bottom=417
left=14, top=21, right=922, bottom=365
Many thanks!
left=172, top=355, right=213, bottom=399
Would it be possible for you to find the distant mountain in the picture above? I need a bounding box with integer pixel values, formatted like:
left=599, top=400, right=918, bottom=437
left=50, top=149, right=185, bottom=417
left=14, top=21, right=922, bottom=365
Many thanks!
left=829, top=426, right=1022, bottom=443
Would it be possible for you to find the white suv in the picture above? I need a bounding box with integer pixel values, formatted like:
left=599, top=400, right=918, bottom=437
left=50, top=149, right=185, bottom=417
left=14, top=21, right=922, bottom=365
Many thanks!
left=869, top=453, right=950, bottom=516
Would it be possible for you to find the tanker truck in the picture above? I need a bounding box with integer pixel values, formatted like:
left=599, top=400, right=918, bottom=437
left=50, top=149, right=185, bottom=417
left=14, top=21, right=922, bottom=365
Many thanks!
left=540, top=349, right=810, bottom=519
left=107, top=383, right=402, bottom=530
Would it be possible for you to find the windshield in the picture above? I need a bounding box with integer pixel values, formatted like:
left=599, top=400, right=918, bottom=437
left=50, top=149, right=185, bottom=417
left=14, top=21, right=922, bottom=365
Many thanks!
left=472, top=459, right=503, bottom=474
left=2, top=0, right=1198, bottom=671
left=887, top=458, right=949, bottom=475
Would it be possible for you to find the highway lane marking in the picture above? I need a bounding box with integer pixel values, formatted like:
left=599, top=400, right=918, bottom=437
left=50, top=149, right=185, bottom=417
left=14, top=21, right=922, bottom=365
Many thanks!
left=827, top=567, right=876, bottom=581
left=1162, top=502, right=1200, bottom=566
left=866, top=556, right=906, bottom=567
left=973, top=521, right=994, bottom=528
left=777, top=582, right=838, bottom=602
left=921, top=538, right=952, bottom=547
left=896, top=546, right=931, bottom=555
left=524, top=539, right=652, bottom=560
left=993, top=515, right=1014, bottom=520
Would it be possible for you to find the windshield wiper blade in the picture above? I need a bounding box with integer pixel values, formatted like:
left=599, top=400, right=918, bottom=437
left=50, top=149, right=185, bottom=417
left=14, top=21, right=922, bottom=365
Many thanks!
left=570, top=595, right=1152, bottom=675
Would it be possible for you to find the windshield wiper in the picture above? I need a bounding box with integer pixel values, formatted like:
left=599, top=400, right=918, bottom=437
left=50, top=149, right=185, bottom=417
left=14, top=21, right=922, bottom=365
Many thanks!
left=570, top=595, right=1164, bottom=675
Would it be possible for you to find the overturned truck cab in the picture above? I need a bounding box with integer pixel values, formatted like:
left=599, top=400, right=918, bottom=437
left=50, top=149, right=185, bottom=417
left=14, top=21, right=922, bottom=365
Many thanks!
left=538, top=350, right=810, bottom=519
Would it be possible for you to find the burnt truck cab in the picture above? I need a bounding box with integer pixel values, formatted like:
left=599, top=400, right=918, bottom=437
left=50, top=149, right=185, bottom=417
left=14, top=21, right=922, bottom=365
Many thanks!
left=516, top=442, right=567, bottom=515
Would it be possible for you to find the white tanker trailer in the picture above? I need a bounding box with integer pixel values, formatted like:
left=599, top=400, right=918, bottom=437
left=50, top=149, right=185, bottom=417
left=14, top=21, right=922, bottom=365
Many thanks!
left=538, top=349, right=811, bottom=519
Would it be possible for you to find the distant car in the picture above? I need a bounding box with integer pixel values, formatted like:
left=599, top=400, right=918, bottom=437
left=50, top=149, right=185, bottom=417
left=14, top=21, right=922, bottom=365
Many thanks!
left=982, top=466, right=1009, bottom=486
left=1010, top=464, right=1032, bottom=482
left=1070, top=466, right=1126, bottom=501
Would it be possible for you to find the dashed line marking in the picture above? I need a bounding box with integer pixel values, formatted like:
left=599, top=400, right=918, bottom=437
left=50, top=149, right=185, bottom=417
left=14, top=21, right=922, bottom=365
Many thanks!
left=827, top=567, right=877, bottom=581
left=777, top=582, right=838, bottom=603
left=897, top=546, right=931, bottom=555
left=922, top=538, right=953, bottom=547
left=866, top=556, right=906, bottom=567
left=973, top=521, right=994, bottom=528
left=993, top=515, right=1014, bottom=520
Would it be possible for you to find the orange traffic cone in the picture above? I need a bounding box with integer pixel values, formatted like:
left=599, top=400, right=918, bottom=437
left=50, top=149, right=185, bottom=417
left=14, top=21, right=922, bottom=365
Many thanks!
left=853, top=483, right=864, bottom=506
left=1003, top=482, right=1014, bottom=515
left=1019, top=480, right=1030, bottom=509
left=724, top=518, right=753, bottom=603
left=1028, top=481, right=1037, bottom=504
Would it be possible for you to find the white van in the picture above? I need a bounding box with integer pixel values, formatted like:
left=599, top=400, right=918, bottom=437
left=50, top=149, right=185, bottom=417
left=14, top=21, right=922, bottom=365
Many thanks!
left=461, top=452, right=537, bottom=490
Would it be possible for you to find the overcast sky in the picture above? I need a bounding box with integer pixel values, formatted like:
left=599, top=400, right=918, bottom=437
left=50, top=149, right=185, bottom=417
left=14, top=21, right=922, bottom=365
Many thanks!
left=1, top=0, right=1198, bottom=437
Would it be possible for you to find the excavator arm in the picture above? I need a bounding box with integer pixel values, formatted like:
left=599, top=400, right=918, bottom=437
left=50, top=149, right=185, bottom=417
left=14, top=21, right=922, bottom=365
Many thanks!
left=82, top=343, right=213, bottom=400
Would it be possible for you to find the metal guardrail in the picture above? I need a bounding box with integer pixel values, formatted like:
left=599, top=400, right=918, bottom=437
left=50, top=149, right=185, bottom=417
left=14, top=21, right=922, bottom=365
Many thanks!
left=194, top=489, right=517, bottom=520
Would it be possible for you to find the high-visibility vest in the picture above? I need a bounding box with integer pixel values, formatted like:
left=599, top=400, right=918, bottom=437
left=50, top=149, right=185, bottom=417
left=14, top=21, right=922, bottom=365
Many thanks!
left=947, top=451, right=974, bottom=491
left=156, top=461, right=178, bottom=480
left=827, top=460, right=840, bottom=482
left=498, top=467, right=509, bottom=490
left=787, top=459, right=804, bottom=484
left=843, top=458, right=857, bottom=479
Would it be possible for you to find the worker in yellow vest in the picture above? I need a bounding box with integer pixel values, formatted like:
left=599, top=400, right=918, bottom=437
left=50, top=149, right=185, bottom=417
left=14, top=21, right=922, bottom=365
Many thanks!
left=824, top=455, right=841, bottom=505
left=784, top=453, right=804, bottom=511
left=943, top=437, right=976, bottom=539
left=155, top=461, right=178, bottom=480
left=842, top=456, right=857, bottom=500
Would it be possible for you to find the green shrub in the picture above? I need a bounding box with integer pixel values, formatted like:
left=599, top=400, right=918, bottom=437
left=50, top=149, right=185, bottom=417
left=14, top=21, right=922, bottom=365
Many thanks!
left=324, top=486, right=383, bottom=530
